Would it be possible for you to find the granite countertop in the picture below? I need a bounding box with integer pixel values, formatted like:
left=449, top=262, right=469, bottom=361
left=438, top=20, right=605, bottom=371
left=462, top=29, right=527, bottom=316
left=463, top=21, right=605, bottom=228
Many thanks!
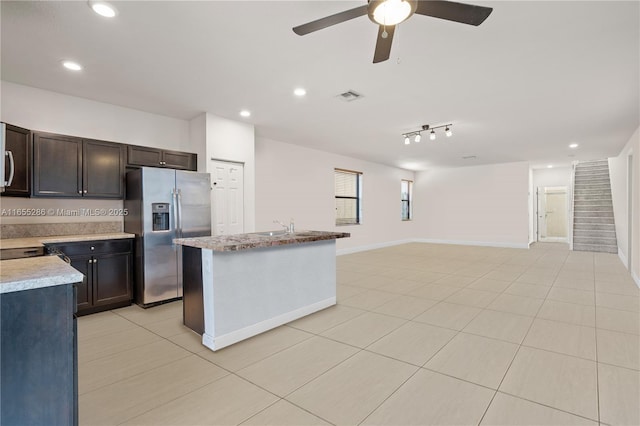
left=174, top=230, right=350, bottom=252
left=0, top=232, right=135, bottom=250
left=0, top=256, right=84, bottom=294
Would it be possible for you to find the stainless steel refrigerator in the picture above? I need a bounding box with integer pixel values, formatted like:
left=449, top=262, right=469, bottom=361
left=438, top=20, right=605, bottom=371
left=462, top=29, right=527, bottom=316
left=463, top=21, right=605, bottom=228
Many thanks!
left=124, top=167, right=211, bottom=306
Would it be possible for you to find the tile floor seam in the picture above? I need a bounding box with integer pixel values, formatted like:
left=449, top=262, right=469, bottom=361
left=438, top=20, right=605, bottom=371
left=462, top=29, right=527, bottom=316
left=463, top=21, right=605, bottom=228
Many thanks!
left=477, top=259, right=563, bottom=425
left=492, top=390, right=604, bottom=424
left=593, top=257, right=602, bottom=425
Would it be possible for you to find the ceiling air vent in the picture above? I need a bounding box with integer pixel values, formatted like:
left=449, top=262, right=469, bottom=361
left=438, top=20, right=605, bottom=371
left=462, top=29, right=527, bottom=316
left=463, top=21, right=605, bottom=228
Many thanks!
left=336, top=90, right=363, bottom=102
left=462, top=155, right=477, bottom=160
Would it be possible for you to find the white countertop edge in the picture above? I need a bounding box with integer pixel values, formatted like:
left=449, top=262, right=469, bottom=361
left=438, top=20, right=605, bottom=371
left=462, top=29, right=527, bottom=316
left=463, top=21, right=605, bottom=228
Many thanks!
left=0, top=256, right=85, bottom=294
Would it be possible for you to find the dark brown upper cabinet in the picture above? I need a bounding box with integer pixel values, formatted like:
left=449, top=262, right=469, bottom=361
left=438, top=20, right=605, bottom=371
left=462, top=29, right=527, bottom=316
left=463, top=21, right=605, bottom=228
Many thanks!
left=127, top=145, right=196, bottom=171
left=1, top=123, right=31, bottom=197
left=33, top=133, right=124, bottom=198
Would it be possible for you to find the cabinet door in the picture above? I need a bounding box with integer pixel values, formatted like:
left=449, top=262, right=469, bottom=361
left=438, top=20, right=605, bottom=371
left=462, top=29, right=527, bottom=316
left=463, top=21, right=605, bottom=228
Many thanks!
left=1, top=124, right=31, bottom=197
left=93, top=252, right=132, bottom=307
left=69, top=255, right=93, bottom=312
left=83, top=139, right=124, bottom=198
left=127, top=146, right=163, bottom=167
left=162, top=150, right=196, bottom=171
left=33, top=133, right=82, bottom=197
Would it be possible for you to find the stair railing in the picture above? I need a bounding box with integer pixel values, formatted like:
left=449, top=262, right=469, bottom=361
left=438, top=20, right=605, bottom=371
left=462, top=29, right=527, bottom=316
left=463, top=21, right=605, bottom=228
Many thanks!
left=569, top=160, right=578, bottom=250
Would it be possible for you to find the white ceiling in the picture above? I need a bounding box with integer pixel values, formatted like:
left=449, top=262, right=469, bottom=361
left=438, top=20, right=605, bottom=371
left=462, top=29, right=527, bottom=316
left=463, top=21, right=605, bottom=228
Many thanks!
left=1, top=1, right=638, bottom=170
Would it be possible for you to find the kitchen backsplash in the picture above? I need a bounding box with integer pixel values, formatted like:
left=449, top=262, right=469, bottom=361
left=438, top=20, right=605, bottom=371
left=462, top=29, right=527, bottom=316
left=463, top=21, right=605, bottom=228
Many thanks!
left=0, top=221, right=123, bottom=239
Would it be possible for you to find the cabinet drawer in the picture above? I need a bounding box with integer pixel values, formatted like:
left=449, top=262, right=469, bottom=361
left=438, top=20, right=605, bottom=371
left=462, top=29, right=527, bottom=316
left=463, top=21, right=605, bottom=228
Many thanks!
left=48, top=239, right=132, bottom=257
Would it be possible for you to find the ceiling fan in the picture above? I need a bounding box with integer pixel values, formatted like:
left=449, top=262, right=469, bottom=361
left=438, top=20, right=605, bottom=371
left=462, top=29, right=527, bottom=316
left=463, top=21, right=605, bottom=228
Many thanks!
left=292, top=0, right=493, bottom=63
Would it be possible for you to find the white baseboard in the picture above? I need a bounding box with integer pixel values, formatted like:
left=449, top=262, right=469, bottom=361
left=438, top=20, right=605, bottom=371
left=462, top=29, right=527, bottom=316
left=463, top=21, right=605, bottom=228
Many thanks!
left=412, top=238, right=530, bottom=249
left=337, top=239, right=414, bottom=255
left=617, top=250, right=629, bottom=268
left=202, top=297, right=335, bottom=351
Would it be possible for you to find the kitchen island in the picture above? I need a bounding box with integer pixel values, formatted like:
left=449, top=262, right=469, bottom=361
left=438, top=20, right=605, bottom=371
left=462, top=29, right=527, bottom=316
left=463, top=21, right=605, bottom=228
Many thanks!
left=174, top=230, right=349, bottom=351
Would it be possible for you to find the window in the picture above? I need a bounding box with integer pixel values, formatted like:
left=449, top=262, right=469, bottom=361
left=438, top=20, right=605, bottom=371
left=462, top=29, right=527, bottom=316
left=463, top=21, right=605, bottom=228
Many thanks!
left=401, top=179, right=413, bottom=221
left=335, top=169, right=362, bottom=225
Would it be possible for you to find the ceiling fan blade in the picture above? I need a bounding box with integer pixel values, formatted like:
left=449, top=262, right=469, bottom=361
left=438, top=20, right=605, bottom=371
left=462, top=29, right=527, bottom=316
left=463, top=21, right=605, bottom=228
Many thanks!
left=293, top=5, right=368, bottom=35
left=415, top=0, right=493, bottom=26
left=373, top=25, right=395, bottom=64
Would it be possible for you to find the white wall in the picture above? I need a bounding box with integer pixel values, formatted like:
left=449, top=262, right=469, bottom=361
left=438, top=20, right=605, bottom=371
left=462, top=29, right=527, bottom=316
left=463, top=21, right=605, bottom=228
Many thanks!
left=532, top=167, right=571, bottom=189
left=1, top=81, right=189, bottom=150
left=413, top=162, right=530, bottom=248
left=0, top=81, right=195, bottom=224
left=205, top=113, right=256, bottom=233
left=255, top=137, right=416, bottom=252
left=609, top=126, right=639, bottom=283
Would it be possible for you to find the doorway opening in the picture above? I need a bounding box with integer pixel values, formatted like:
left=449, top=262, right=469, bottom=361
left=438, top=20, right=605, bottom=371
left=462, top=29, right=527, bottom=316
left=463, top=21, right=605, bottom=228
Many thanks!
left=210, top=159, right=244, bottom=236
left=537, top=186, right=568, bottom=242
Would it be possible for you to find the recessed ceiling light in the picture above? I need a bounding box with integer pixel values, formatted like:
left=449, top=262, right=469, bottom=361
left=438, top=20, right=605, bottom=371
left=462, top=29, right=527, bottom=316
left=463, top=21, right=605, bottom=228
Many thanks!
left=239, top=110, right=251, bottom=118
left=89, top=1, right=117, bottom=18
left=547, top=165, right=553, bottom=168
left=569, top=143, right=579, bottom=149
left=294, top=88, right=307, bottom=97
left=62, top=61, right=83, bottom=71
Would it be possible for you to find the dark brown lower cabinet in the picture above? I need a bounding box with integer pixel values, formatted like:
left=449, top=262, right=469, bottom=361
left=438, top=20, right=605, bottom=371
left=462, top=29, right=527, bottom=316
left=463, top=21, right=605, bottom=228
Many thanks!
left=1, top=284, right=78, bottom=426
left=48, top=239, right=133, bottom=315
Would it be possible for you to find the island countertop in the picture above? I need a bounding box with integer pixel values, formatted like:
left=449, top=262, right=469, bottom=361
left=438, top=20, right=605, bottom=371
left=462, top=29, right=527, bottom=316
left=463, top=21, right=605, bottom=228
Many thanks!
left=0, top=256, right=84, bottom=294
left=174, top=230, right=350, bottom=252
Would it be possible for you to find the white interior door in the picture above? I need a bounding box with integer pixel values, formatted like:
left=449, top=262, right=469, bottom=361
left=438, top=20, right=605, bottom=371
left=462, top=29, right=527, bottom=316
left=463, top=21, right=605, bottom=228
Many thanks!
left=210, top=160, right=244, bottom=236
left=538, top=186, right=568, bottom=242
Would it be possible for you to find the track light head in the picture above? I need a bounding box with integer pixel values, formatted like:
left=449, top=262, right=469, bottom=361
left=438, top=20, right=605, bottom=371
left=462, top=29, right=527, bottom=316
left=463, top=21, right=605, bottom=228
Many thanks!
left=430, top=130, right=436, bottom=140
left=404, top=136, right=410, bottom=145
left=445, top=126, right=452, bottom=137
left=414, top=133, right=421, bottom=143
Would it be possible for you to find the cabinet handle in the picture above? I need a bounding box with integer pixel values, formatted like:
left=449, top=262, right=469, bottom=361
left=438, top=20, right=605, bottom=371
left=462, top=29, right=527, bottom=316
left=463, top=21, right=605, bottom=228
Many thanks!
left=90, top=246, right=95, bottom=251
left=83, top=190, right=88, bottom=194
left=78, top=190, right=82, bottom=194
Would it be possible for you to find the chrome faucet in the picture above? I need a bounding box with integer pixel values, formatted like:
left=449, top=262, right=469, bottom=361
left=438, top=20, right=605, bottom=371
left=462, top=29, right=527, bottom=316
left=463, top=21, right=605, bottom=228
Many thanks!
left=274, top=219, right=295, bottom=233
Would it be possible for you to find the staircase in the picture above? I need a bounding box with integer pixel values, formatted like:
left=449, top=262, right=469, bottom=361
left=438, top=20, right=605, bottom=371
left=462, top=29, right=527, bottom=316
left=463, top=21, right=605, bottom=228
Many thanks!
left=572, top=159, right=618, bottom=253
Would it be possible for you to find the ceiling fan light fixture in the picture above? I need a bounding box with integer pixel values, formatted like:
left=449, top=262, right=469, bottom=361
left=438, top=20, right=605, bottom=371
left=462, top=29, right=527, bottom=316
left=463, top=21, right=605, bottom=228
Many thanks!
left=368, top=0, right=416, bottom=26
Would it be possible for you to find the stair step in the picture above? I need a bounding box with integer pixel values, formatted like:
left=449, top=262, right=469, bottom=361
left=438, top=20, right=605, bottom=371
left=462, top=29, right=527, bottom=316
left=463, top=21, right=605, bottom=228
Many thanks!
left=574, top=177, right=610, bottom=184
left=574, top=200, right=613, bottom=206
left=573, top=229, right=618, bottom=244
left=573, top=243, right=618, bottom=254
left=574, top=194, right=612, bottom=201
left=573, top=205, right=614, bottom=212
left=573, top=236, right=618, bottom=247
left=574, top=223, right=615, bottom=231
left=574, top=210, right=614, bottom=217
left=573, top=216, right=615, bottom=225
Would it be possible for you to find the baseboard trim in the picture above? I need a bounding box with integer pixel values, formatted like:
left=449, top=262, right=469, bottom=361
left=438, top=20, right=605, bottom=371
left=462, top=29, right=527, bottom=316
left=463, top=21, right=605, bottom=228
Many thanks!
left=337, top=239, right=415, bottom=256
left=413, top=238, right=530, bottom=249
left=617, top=250, right=629, bottom=268
left=202, top=297, right=336, bottom=351
left=632, top=271, right=640, bottom=289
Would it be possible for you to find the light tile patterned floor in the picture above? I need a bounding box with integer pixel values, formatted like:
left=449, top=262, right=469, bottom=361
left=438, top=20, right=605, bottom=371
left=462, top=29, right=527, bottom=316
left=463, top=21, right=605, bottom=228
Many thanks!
left=78, top=242, right=640, bottom=425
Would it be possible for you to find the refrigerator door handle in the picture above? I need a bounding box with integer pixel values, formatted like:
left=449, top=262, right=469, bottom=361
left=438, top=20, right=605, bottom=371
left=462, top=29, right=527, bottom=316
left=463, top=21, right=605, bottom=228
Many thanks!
left=177, top=189, right=183, bottom=238
left=172, top=188, right=179, bottom=250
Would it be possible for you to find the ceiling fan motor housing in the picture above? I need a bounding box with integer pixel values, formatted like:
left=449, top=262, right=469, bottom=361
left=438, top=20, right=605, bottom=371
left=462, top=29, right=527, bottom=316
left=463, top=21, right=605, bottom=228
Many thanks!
left=367, top=0, right=418, bottom=26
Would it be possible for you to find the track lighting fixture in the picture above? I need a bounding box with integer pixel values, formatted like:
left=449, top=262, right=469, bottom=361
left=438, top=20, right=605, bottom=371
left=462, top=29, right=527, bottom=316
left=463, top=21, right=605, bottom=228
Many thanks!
left=401, top=123, right=453, bottom=145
